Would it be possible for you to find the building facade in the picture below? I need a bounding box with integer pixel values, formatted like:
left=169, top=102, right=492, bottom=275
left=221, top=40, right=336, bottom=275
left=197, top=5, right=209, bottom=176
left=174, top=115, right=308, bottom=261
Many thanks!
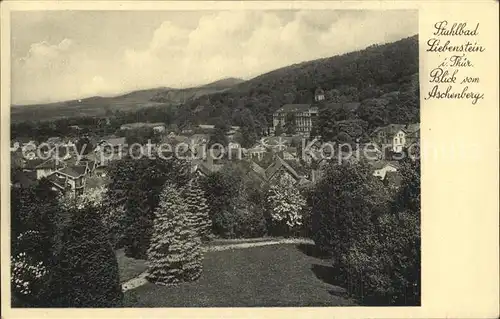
left=371, top=123, right=420, bottom=153
left=271, top=104, right=319, bottom=137
left=271, top=88, right=324, bottom=137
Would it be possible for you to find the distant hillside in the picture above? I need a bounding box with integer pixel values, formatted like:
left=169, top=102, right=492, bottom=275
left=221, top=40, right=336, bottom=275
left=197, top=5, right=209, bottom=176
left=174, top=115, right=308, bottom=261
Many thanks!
left=149, top=77, right=244, bottom=104
left=201, top=77, right=245, bottom=90
left=11, top=88, right=169, bottom=122
left=11, top=77, right=244, bottom=123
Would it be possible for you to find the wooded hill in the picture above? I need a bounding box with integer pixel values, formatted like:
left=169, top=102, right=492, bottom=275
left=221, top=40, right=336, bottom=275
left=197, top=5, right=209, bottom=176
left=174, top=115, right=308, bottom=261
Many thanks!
left=174, top=35, right=419, bottom=132
left=11, top=35, right=419, bottom=144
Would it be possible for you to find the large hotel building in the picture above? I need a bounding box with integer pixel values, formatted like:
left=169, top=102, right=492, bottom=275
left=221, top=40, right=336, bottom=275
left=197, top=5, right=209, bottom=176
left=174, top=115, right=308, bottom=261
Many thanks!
left=271, top=88, right=324, bottom=138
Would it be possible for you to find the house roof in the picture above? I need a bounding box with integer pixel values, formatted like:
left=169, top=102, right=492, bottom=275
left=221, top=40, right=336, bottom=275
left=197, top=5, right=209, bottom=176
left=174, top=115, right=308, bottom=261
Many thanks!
left=406, top=123, right=420, bottom=134
left=121, top=122, right=165, bottom=129
left=372, top=124, right=407, bottom=136
left=265, top=156, right=301, bottom=181
left=198, top=124, right=215, bottom=130
left=248, top=145, right=266, bottom=153
left=276, top=104, right=312, bottom=113
left=46, top=173, right=67, bottom=190
left=79, top=159, right=96, bottom=169
left=100, top=137, right=126, bottom=147
left=47, top=137, right=62, bottom=144
left=166, top=135, right=190, bottom=144
left=83, top=153, right=99, bottom=162
left=190, top=134, right=210, bottom=144
left=315, top=87, right=325, bottom=95
left=58, top=165, right=87, bottom=178
left=192, top=160, right=223, bottom=176
left=369, top=160, right=400, bottom=170
left=250, top=161, right=267, bottom=180
left=24, top=158, right=62, bottom=170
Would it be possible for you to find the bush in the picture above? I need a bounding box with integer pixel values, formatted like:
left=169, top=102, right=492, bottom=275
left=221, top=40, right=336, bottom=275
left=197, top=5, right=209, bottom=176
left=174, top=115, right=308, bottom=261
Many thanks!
left=11, top=251, right=49, bottom=307
left=202, top=165, right=267, bottom=239
left=232, top=203, right=267, bottom=238
left=47, top=206, right=123, bottom=307
left=265, top=172, right=307, bottom=237
left=311, top=162, right=390, bottom=258
left=101, top=202, right=127, bottom=249
left=341, top=211, right=420, bottom=305
left=11, top=180, right=61, bottom=307
left=310, top=158, right=420, bottom=305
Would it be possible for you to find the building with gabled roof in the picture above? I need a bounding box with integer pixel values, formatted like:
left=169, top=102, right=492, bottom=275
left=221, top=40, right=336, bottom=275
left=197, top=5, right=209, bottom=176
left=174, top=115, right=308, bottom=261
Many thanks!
left=24, top=157, right=65, bottom=179
left=371, top=123, right=420, bottom=154
left=370, top=160, right=400, bottom=180
left=51, top=165, right=88, bottom=195
left=265, top=155, right=302, bottom=183
left=371, top=124, right=407, bottom=153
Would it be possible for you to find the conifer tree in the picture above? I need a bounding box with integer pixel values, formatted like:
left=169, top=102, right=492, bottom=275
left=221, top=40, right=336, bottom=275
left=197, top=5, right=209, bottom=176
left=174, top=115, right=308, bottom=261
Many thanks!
left=184, top=178, right=212, bottom=241
left=147, top=183, right=202, bottom=285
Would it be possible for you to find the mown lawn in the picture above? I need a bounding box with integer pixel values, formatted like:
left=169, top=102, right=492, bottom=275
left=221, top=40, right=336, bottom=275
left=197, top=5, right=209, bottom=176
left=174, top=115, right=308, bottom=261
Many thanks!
left=122, top=244, right=355, bottom=307
left=116, top=249, right=148, bottom=283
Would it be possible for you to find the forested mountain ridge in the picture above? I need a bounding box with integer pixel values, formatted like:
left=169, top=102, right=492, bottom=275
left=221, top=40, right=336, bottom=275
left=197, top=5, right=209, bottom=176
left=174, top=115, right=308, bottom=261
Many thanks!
left=175, top=35, right=419, bottom=133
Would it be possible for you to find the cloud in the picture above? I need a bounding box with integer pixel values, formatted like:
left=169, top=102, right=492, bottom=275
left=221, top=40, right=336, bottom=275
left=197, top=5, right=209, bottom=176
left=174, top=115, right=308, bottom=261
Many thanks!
left=12, top=10, right=418, bottom=104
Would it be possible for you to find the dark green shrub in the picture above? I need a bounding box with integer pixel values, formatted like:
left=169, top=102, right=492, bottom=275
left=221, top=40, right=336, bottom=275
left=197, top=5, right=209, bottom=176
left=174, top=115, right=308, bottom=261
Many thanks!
left=341, top=211, right=420, bottom=305
left=11, top=180, right=61, bottom=307
left=310, top=158, right=420, bottom=305
left=48, top=206, right=123, bottom=307
left=201, top=168, right=268, bottom=239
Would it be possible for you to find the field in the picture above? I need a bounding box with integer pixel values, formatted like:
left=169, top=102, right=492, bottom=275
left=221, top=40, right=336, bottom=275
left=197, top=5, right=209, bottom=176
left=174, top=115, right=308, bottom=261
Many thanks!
left=121, top=243, right=355, bottom=307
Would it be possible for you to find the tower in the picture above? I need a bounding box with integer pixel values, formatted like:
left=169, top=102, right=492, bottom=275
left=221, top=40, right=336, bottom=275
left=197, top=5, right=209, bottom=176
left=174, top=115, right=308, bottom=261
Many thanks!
left=314, top=87, right=325, bottom=102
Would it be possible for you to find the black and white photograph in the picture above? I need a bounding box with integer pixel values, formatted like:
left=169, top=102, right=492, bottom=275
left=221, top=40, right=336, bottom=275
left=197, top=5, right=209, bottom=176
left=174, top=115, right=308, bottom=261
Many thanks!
left=8, top=8, right=421, bottom=308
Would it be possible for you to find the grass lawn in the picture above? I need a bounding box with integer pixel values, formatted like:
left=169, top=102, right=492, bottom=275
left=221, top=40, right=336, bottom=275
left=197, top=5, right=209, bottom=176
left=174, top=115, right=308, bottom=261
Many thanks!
left=122, top=243, right=355, bottom=307
left=116, top=249, right=148, bottom=283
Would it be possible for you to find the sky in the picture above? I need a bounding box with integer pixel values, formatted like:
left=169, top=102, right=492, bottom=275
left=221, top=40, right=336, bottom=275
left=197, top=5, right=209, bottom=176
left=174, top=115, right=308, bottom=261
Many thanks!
left=11, top=10, right=418, bottom=105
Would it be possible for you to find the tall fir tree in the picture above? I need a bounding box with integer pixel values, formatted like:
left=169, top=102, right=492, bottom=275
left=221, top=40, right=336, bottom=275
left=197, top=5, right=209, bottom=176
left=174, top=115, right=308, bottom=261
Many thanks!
left=147, top=183, right=202, bottom=285
left=183, top=178, right=212, bottom=241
